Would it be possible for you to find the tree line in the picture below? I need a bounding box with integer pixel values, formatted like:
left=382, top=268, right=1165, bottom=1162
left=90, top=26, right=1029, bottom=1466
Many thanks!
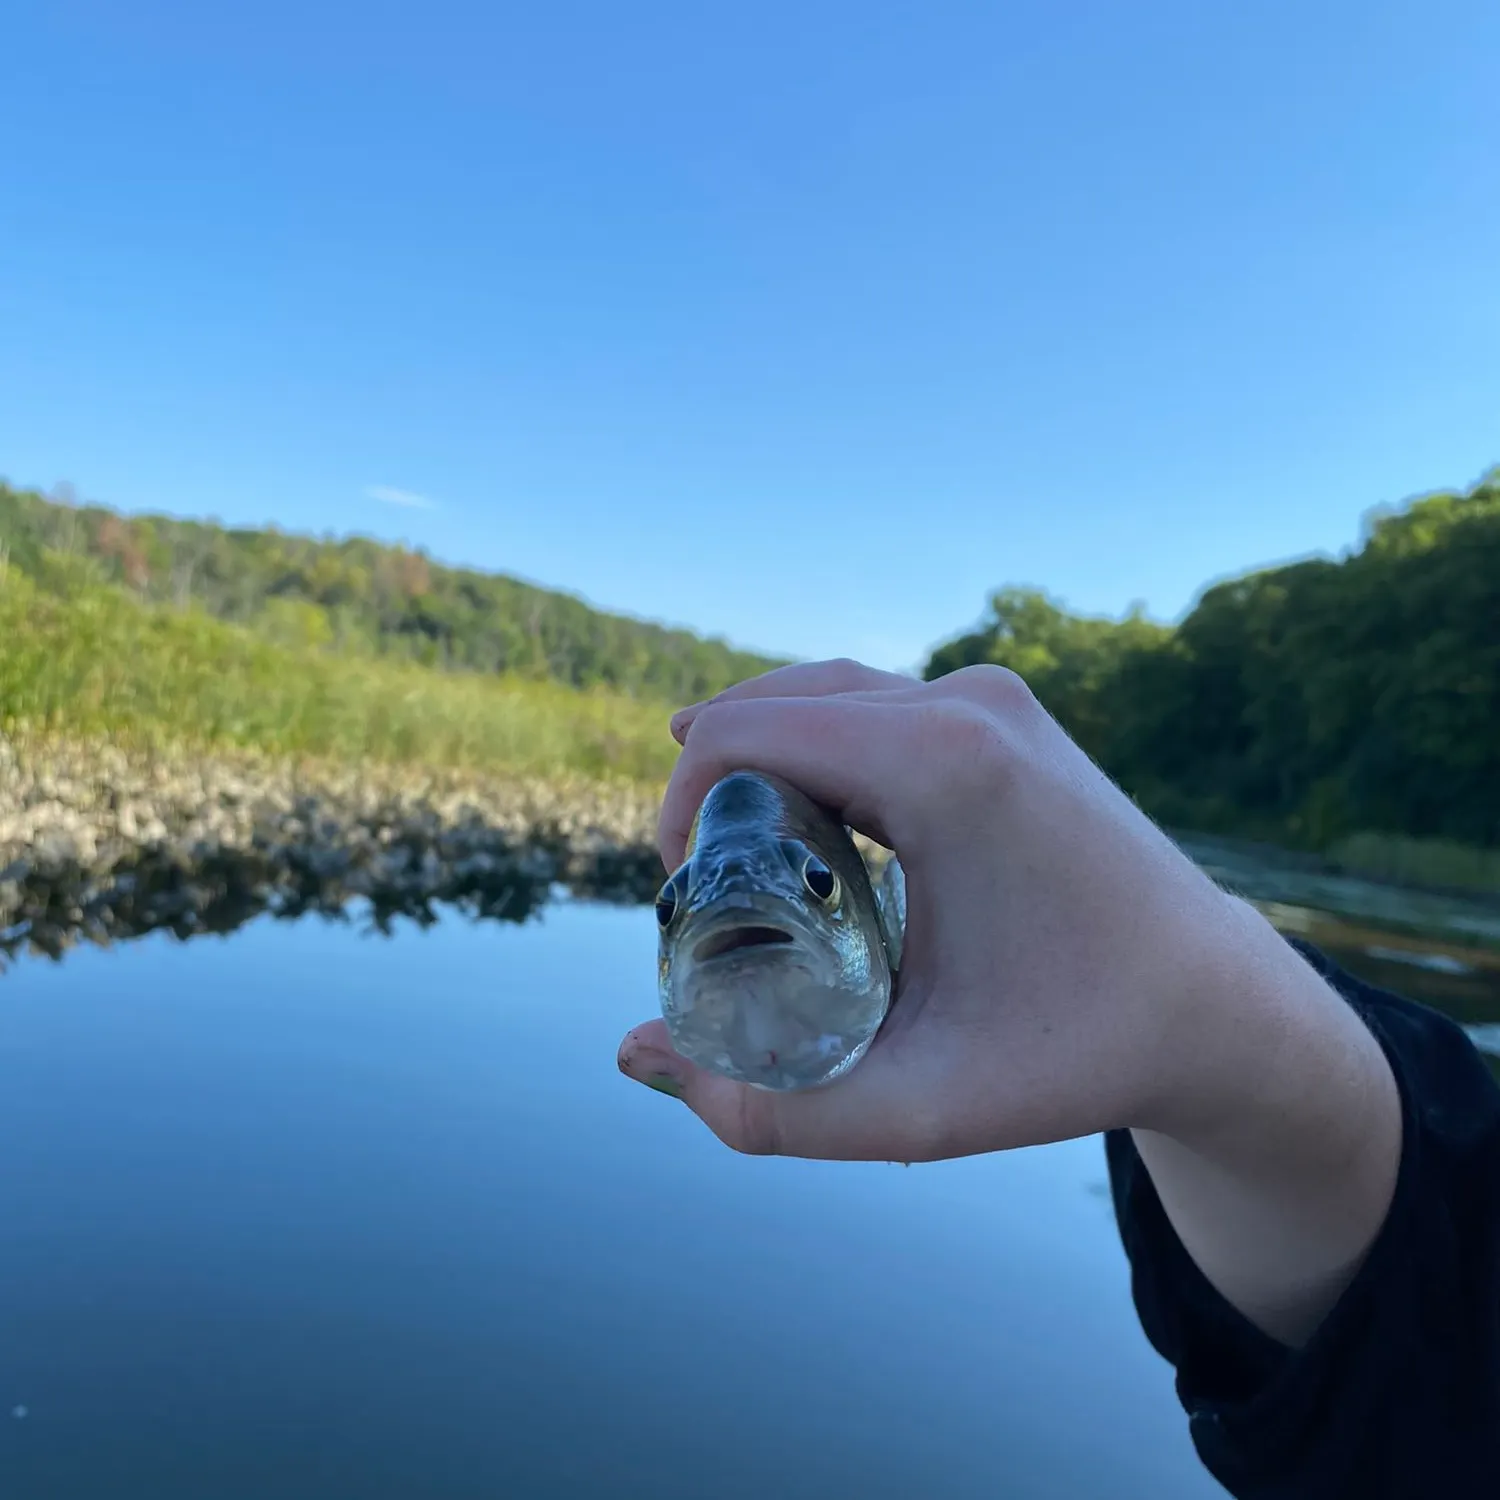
left=922, top=468, right=1500, bottom=850
left=3, top=468, right=1496, bottom=851
left=0, top=481, right=783, bottom=704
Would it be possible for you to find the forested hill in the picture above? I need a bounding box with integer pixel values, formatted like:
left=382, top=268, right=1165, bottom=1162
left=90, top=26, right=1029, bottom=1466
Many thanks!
left=6, top=469, right=1497, bottom=857
left=0, top=482, right=783, bottom=702
left=923, top=468, right=1500, bottom=851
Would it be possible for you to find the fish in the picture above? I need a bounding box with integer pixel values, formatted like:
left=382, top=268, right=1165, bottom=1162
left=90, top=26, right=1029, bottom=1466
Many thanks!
left=655, top=768, right=906, bottom=1092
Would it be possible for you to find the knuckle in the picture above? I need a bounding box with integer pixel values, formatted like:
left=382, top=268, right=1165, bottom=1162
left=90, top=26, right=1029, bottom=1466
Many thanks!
left=950, top=661, right=1036, bottom=712
left=890, top=698, right=1024, bottom=828
left=915, top=666, right=1045, bottom=800
left=824, top=656, right=870, bottom=684
left=934, top=701, right=1013, bottom=784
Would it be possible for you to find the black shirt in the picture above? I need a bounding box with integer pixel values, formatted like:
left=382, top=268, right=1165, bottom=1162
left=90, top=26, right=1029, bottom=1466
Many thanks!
left=1105, top=938, right=1500, bottom=1499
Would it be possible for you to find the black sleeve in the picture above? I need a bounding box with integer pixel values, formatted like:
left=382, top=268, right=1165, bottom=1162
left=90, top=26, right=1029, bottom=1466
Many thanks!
left=1104, top=937, right=1500, bottom=1500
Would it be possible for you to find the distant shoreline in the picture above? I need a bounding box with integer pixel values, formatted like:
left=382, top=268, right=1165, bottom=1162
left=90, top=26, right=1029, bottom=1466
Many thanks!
left=3, top=732, right=1498, bottom=969
left=0, top=733, right=667, bottom=965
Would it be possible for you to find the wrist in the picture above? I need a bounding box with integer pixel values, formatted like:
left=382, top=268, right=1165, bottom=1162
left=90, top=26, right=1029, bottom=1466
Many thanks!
left=1121, top=895, right=1404, bottom=1345
left=1130, top=894, right=1384, bottom=1152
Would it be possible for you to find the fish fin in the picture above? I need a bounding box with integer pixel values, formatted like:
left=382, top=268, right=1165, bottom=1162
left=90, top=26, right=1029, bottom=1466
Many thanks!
left=874, top=853, right=906, bottom=974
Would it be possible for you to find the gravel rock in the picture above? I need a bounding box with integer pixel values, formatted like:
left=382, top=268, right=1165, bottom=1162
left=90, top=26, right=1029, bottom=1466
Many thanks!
left=0, top=733, right=667, bottom=965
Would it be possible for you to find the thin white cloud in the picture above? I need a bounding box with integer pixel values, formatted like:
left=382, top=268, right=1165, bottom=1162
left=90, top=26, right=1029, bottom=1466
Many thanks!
left=366, top=484, right=437, bottom=511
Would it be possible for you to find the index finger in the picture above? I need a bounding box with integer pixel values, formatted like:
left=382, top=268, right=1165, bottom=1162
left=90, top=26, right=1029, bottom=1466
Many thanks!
left=670, top=659, right=916, bottom=743
left=658, top=690, right=919, bottom=869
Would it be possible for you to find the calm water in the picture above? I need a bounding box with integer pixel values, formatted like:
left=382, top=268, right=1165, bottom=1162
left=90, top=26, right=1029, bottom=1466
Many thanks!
left=2, top=893, right=1497, bottom=1499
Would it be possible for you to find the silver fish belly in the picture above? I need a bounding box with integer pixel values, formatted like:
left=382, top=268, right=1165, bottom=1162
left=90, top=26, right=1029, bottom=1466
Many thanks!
left=655, top=769, right=905, bottom=1091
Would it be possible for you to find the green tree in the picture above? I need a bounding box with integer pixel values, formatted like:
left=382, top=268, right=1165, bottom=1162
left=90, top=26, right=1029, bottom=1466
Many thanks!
left=924, top=469, right=1500, bottom=850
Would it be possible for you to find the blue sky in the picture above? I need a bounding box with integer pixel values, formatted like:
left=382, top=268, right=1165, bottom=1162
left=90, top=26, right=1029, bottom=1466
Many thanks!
left=3, top=1, right=1496, bottom=671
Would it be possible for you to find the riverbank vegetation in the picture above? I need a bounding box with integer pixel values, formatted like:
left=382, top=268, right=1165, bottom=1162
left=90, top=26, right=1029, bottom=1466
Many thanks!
left=0, top=573, right=679, bottom=785
left=0, top=480, right=781, bottom=702
left=924, top=467, right=1500, bottom=891
left=3, top=467, right=1497, bottom=895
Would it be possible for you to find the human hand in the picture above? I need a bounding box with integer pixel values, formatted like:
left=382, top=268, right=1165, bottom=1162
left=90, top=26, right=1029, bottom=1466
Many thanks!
left=616, top=658, right=1254, bottom=1162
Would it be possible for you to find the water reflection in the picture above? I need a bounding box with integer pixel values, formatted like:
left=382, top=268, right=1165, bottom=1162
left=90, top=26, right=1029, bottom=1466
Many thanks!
left=2, top=848, right=1498, bottom=1496
left=1176, top=834, right=1500, bottom=1073
left=1257, top=902, right=1500, bottom=1078
left=0, top=843, right=658, bottom=967
left=7, top=837, right=1499, bottom=1065
left=0, top=900, right=1224, bottom=1499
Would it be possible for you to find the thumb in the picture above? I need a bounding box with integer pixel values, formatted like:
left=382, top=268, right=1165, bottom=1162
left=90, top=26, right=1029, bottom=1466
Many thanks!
left=617, top=1019, right=786, bottom=1154
left=616, top=1019, right=937, bottom=1162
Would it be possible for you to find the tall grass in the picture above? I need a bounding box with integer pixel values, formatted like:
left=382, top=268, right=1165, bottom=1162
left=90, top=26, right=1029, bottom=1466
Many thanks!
left=0, top=574, right=680, bottom=783
left=1327, top=832, right=1500, bottom=898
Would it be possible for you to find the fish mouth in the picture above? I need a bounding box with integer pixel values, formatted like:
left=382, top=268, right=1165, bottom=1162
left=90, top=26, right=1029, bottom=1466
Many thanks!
left=692, top=923, right=797, bottom=964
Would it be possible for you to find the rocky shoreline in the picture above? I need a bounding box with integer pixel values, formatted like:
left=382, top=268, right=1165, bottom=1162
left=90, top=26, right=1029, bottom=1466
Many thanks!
left=0, top=735, right=670, bottom=965
left=6, top=733, right=1495, bottom=976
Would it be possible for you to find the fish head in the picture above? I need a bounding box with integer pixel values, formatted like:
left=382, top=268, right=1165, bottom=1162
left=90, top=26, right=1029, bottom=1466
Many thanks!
left=655, top=770, right=892, bottom=1091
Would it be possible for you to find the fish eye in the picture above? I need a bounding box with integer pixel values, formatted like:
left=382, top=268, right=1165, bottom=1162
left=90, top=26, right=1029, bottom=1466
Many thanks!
left=655, top=880, right=679, bottom=928
left=802, top=855, right=837, bottom=903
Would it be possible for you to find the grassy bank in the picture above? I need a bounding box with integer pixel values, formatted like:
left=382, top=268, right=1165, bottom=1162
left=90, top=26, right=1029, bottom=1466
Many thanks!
left=0, top=574, right=679, bottom=784
left=3, top=573, right=1497, bottom=902
left=1326, top=832, right=1500, bottom=898
left=1149, top=784, right=1500, bottom=899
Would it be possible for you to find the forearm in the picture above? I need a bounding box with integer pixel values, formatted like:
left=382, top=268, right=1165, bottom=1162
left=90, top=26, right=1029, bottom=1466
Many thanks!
left=1130, top=896, right=1404, bottom=1348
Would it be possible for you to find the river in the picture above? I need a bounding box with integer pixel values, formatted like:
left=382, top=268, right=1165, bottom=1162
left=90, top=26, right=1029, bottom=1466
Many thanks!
left=2, top=868, right=1497, bottom=1498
